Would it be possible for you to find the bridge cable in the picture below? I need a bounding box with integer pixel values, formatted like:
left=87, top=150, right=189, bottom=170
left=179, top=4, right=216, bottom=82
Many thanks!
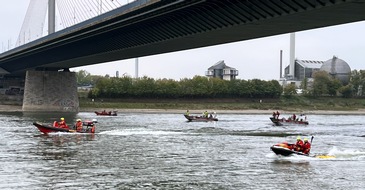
left=56, top=0, right=69, bottom=29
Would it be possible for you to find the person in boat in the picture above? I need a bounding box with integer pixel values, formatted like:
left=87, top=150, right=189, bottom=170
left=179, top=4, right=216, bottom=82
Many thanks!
left=84, top=119, right=97, bottom=133
left=272, top=112, right=276, bottom=119
left=299, top=114, right=307, bottom=122
left=292, top=114, right=296, bottom=121
left=58, top=117, right=69, bottom=129
left=185, top=110, right=190, bottom=116
left=75, top=119, right=83, bottom=132
left=302, top=138, right=311, bottom=154
left=203, top=111, right=208, bottom=118
left=275, top=111, right=280, bottom=119
left=294, top=136, right=304, bottom=151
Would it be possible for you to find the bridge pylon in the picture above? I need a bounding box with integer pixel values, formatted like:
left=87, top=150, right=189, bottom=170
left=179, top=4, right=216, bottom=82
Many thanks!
left=22, top=70, right=79, bottom=112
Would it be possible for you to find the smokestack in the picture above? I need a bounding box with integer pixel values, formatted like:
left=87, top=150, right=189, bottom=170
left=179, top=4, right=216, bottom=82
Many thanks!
left=289, top=33, right=295, bottom=78
left=280, top=50, right=283, bottom=78
left=135, top=58, right=139, bottom=78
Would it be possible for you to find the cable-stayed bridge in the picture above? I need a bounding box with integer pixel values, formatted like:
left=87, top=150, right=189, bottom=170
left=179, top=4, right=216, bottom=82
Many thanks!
left=0, top=0, right=365, bottom=112
left=15, top=0, right=131, bottom=47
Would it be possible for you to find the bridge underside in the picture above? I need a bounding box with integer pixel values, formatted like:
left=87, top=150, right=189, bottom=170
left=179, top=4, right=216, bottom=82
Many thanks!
left=1, top=0, right=365, bottom=75
left=1, top=0, right=364, bottom=112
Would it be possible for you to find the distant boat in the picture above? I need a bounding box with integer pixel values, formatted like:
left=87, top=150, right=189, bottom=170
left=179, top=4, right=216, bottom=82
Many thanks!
left=270, top=117, right=308, bottom=126
left=95, top=111, right=117, bottom=116
left=184, top=114, right=218, bottom=122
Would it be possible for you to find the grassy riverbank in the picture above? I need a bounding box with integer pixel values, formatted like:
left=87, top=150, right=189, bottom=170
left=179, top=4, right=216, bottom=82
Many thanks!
left=2, top=96, right=364, bottom=114
left=79, top=96, right=365, bottom=112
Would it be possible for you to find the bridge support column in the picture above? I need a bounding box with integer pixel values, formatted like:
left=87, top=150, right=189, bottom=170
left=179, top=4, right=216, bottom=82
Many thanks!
left=22, top=70, right=79, bottom=112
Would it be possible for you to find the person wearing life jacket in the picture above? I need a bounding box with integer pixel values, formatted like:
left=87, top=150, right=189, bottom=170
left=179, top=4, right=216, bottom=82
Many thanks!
left=90, top=119, right=97, bottom=133
left=275, top=111, right=280, bottom=119
left=302, top=138, right=311, bottom=154
left=294, top=136, right=304, bottom=152
left=75, top=119, right=83, bottom=132
left=185, top=110, right=190, bottom=116
left=58, top=117, right=69, bottom=129
left=203, top=111, right=208, bottom=118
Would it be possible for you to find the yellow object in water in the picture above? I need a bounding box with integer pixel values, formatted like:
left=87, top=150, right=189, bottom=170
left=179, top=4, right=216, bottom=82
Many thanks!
left=315, top=155, right=336, bottom=159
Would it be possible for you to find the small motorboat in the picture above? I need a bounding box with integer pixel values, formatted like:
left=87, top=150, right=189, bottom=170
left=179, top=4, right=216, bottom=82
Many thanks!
left=270, top=117, right=309, bottom=126
left=95, top=110, right=117, bottom=116
left=270, top=139, right=335, bottom=159
left=184, top=114, right=218, bottom=122
left=33, top=120, right=96, bottom=134
left=270, top=142, right=309, bottom=156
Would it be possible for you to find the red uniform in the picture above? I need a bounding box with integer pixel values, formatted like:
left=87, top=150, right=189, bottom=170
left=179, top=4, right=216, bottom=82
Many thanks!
left=75, top=121, right=83, bottom=132
left=295, top=139, right=304, bottom=151
left=302, top=141, right=311, bottom=154
left=58, top=120, right=69, bottom=129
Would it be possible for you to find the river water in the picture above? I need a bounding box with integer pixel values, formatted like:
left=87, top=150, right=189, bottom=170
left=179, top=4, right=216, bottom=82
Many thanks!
left=0, top=111, right=364, bottom=190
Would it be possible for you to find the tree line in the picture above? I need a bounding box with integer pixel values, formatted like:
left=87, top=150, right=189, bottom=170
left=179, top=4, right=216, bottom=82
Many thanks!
left=283, top=70, right=365, bottom=98
left=87, top=75, right=282, bottom=99
left=76, top=69, right=365, bottom=99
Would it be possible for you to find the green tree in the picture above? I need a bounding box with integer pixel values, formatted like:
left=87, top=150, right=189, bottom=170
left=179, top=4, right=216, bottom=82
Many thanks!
left=328, top=79, right=342, bottom=96
left=133, top=76, right=156, bottom=98
left=338, top=84, right=354, bottom=98
left=300, top=77, right=309, bottom=95
left=267, top=80, right=282, bottom=98
left=209, top=77, right=229, bottom=98
left=155, top=78, right=181, bottom=98
left=283, top=83, right=297, bottom=97
left=350, top=70, right=365, bottom=96
left=312, top=71, right=331, bottom=96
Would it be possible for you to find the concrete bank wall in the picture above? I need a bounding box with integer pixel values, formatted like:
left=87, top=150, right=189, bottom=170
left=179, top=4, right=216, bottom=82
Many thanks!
left=22, top=70, right=79, bottom=112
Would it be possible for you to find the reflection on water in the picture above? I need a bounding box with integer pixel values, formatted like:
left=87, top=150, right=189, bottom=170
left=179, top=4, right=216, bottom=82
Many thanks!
left=0, top=112, right=365, bottom=189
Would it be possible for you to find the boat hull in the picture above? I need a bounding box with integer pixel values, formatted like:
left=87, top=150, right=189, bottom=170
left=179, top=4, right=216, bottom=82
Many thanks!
left=33, top=122, right=95, bottom=134
left=95, top=111, right=117, bottom=116
left=184, top=114, right=218, bottom=122
left=270, top=145, right=308, bottom=156
left=270, top=117, right=309, bottom=126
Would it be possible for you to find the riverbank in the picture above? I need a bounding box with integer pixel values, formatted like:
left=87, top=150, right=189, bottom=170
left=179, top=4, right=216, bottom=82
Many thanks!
left=1, top=105, right=365, bottom=115
left=82, top=108, right=365, bottom=115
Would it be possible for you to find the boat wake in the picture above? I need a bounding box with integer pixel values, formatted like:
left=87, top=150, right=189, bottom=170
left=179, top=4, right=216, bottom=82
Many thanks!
left=324, top=146, right=365, bottom=160
left=267, top=146, right=365, bottom=161
left=99, top=128, right=183, bottom=136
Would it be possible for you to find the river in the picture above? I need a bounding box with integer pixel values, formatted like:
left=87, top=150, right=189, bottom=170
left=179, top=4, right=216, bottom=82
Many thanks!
left=0, top=111, right=364, bottom=190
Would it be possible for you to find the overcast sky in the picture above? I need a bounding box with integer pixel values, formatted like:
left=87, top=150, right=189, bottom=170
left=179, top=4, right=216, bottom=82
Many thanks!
left=1, top=1, right=365, bottom=81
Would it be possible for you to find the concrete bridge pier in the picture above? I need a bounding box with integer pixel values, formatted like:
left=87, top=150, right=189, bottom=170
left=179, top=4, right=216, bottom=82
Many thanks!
left=22, top=70, right=79, bottom=112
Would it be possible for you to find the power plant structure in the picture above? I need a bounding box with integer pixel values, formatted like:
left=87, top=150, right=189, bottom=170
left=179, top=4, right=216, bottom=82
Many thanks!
left=280, top=33, right=351, bottom=87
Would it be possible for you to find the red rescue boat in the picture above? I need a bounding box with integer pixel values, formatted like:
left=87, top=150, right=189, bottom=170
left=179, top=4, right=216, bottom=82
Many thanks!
left=270, top=117, right=309, bottom=126
left=33, top=120, right=96, bottom=134
left=95, top=111, right=117, bottom=116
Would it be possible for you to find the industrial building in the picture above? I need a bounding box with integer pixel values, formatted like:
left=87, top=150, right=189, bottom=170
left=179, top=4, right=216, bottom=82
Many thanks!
left=284, top=59, right=323, bottom=85
left=205, top=60, right=238, bottom=81
left=283, top=56, right=351, bottom=86
left=281, top=33, right=351, bottom=87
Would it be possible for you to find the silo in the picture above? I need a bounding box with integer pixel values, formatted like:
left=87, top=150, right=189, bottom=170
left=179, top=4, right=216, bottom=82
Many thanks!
left=320, top=56, right=351, bottom=84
